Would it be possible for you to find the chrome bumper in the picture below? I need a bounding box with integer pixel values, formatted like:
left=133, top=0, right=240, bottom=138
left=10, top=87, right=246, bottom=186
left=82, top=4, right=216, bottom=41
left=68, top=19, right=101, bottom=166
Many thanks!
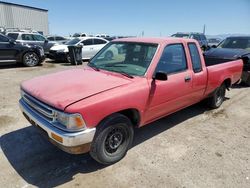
left=19, top=99, right=96, bottom=152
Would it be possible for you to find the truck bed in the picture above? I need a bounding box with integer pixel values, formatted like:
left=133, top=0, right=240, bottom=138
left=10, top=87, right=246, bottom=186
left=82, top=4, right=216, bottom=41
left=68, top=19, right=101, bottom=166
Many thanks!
left=205, top=59, right=243, bottom=96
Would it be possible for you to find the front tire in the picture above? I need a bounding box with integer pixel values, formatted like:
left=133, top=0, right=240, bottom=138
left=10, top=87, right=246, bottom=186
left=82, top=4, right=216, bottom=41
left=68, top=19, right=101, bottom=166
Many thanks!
left=207, top=84, right=226, bottom=109
left=90, top=113, right=134, bottom=165
left=23, top=52, right=40, bottom=67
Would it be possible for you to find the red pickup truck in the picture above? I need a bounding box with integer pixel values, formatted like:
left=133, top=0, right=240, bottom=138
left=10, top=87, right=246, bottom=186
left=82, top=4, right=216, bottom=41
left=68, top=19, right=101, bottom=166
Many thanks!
left=19, top=37, right=243, bottom=164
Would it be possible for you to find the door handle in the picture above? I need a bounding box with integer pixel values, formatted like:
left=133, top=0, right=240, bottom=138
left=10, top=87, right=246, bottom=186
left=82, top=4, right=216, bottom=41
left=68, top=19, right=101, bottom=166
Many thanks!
left=184, top=75, right=191, bottom=82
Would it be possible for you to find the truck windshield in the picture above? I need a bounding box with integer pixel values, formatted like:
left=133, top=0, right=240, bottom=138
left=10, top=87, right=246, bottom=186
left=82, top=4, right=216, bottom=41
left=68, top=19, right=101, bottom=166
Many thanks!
left=89, top=42, right=158, bottom=76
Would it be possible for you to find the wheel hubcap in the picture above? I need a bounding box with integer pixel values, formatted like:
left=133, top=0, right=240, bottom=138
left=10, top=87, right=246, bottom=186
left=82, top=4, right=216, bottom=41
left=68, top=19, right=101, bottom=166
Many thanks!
left=25, top=53, right=38, bottom=66
left=105, top=128, right=124, bottom=154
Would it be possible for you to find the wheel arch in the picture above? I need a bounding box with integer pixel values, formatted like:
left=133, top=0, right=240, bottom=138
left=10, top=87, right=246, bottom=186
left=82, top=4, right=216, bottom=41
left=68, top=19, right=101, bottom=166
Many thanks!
left=97, top=108, right=141, bottom=128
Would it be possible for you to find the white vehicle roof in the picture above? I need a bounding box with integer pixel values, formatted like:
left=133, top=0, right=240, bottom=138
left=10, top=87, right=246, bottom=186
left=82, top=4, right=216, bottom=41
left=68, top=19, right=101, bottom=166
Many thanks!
left=77, top=36, right=109, bottom=43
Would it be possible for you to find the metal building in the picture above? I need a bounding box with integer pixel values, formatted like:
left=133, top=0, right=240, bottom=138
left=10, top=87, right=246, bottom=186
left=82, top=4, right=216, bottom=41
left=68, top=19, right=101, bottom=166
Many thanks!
left=0, top=1, right=49, bottom=35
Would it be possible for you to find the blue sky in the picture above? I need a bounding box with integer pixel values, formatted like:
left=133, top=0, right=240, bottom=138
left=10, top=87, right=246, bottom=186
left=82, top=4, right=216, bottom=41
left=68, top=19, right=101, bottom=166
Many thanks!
left=4, top=0, right=250, bottom=36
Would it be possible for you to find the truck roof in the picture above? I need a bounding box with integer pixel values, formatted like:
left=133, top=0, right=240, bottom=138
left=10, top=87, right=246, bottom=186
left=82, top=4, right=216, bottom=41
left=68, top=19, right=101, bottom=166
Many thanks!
left=113, top=37, right=197, bottom=45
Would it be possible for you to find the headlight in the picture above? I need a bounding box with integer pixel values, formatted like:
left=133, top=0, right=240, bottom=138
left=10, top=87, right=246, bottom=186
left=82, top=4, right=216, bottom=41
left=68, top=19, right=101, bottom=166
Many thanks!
left=55, top=111, right=86, bottom=131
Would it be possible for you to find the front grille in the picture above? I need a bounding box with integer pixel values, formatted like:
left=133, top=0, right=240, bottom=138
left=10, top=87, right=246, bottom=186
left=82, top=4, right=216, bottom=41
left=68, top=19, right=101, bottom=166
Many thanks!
left=22, top=91, right=55, bottom=122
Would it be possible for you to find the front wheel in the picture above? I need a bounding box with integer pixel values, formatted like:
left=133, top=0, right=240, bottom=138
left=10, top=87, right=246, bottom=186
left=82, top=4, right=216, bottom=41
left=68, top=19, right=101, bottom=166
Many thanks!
left=207, top=84, right=226, bottom=109
left=23, top=52, right=40, bottom=67
left=90, top=113, right=134, bottom=165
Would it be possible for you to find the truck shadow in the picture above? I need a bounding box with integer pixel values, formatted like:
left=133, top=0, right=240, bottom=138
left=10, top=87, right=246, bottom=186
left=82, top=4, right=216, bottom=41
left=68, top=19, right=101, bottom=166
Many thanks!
left=1, top=103, right=209, bottom=187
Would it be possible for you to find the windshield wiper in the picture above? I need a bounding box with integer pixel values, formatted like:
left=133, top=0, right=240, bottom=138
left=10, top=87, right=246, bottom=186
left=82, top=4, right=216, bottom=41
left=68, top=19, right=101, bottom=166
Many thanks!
left=102, top=64, right=127, bottom=67
left=88, top=63, right=100, bottom=71
left=118, top=71, right=134, bottom=79
left=100, top=64, right=134, bottom=78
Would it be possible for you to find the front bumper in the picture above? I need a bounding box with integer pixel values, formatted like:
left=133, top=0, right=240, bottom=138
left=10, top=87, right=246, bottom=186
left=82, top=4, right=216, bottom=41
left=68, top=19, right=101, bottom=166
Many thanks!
left=48, top=50, right=68, bottom=61
left=19, top=99, right=96, bottom=154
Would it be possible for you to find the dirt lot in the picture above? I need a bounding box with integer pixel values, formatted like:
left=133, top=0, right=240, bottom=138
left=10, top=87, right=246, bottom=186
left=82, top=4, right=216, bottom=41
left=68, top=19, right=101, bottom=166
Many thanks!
left=0, top=60, right=250, bottom=188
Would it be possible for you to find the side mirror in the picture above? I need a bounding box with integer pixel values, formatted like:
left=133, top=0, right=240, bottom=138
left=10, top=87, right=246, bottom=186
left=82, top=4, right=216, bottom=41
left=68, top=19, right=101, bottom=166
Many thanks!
left=44, top=39, right=48, bottom=43
left=211, top=45, right=217, bottom=48
left=153, top=71, right=168, bottom=81
left=9, top=39, right=16, bottom=45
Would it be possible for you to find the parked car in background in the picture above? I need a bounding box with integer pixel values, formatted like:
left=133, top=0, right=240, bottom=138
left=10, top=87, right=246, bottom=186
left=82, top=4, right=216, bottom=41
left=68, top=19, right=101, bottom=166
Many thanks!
left=6, top=32, right=58, bottom=55
left=0, top=33, right=45, bottom=66
left=48, top=37, right=112, bottom=63
left=72, top=33, right=88, bottom=37
left=207, top=38, right=222, bottom=47
left=96, top=34, right=110, bottom=38
left=171, top=32, right=208, bottom=49
left=19, top=37, right=243, bottom=164
left=216, top=36, right=250, bottom=85
left=47, top=35, right=69, bottom=44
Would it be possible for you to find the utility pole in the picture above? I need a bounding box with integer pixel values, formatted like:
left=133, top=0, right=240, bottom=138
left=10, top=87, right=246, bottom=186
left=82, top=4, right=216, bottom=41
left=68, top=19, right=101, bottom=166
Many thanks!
left=203, top=24, right=206, bottom=34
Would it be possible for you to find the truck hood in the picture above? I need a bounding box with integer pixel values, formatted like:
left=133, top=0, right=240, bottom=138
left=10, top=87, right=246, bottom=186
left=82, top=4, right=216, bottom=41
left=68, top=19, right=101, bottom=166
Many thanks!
left=21, top=68, right=131, bottom=110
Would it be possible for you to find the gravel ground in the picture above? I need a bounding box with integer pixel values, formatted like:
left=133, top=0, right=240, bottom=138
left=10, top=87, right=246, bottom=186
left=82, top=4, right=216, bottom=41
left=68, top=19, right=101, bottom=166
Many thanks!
left=0, top=60, right=250, bottom=188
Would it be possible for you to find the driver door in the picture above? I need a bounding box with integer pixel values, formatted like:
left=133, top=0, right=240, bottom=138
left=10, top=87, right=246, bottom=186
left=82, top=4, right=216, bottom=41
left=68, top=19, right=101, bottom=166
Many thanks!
left=144, top=44, right=194, bottom=123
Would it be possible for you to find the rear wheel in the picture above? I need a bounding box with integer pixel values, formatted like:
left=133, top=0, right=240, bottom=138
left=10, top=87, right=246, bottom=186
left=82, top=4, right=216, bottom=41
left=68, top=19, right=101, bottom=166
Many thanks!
left=207, top=84, right=226, bottom=109
left=23, top=52, right=40, bottom=67
left=90, top=113, right=134, bottom=165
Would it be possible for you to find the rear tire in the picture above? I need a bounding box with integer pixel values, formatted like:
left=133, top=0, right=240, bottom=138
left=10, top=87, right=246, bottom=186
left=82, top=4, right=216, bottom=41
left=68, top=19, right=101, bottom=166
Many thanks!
left=207, top=84, right=226, bottom=109
left=23, top=52, right=40, bottom=67
left=90, top=113, right=134, bottom=165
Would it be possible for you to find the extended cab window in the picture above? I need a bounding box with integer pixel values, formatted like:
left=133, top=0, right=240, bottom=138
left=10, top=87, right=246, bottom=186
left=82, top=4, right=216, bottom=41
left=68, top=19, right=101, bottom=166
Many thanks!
left=188, top=43, right=202, bottom=73
left=155, top=44, right=187, bottom=74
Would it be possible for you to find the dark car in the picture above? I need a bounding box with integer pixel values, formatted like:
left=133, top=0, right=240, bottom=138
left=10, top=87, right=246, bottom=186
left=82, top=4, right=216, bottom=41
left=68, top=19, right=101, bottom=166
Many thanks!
left=217, top=36, right=250, bottom=50
left=0, top=33, right=45, bottom=67
left=217, top=36, right=250, bottom=85
left=171, top=32, right=208, bottom=49
left=6, top=32, right=57, bottom=55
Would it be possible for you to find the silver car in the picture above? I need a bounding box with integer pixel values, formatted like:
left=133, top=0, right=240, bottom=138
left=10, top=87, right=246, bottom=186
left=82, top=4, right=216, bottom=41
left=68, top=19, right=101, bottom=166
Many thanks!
left=6, top=32, right=58, bottom=55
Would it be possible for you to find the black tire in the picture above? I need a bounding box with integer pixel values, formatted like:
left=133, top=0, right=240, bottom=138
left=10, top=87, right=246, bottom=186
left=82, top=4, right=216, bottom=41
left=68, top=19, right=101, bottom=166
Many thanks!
left=104, top=51, right=113, bottom=60
left=90, top=113, right=134, bottom=165
left=207, top=84, right=226, bottom=109
left=23, top=52, right=40, bottom=67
